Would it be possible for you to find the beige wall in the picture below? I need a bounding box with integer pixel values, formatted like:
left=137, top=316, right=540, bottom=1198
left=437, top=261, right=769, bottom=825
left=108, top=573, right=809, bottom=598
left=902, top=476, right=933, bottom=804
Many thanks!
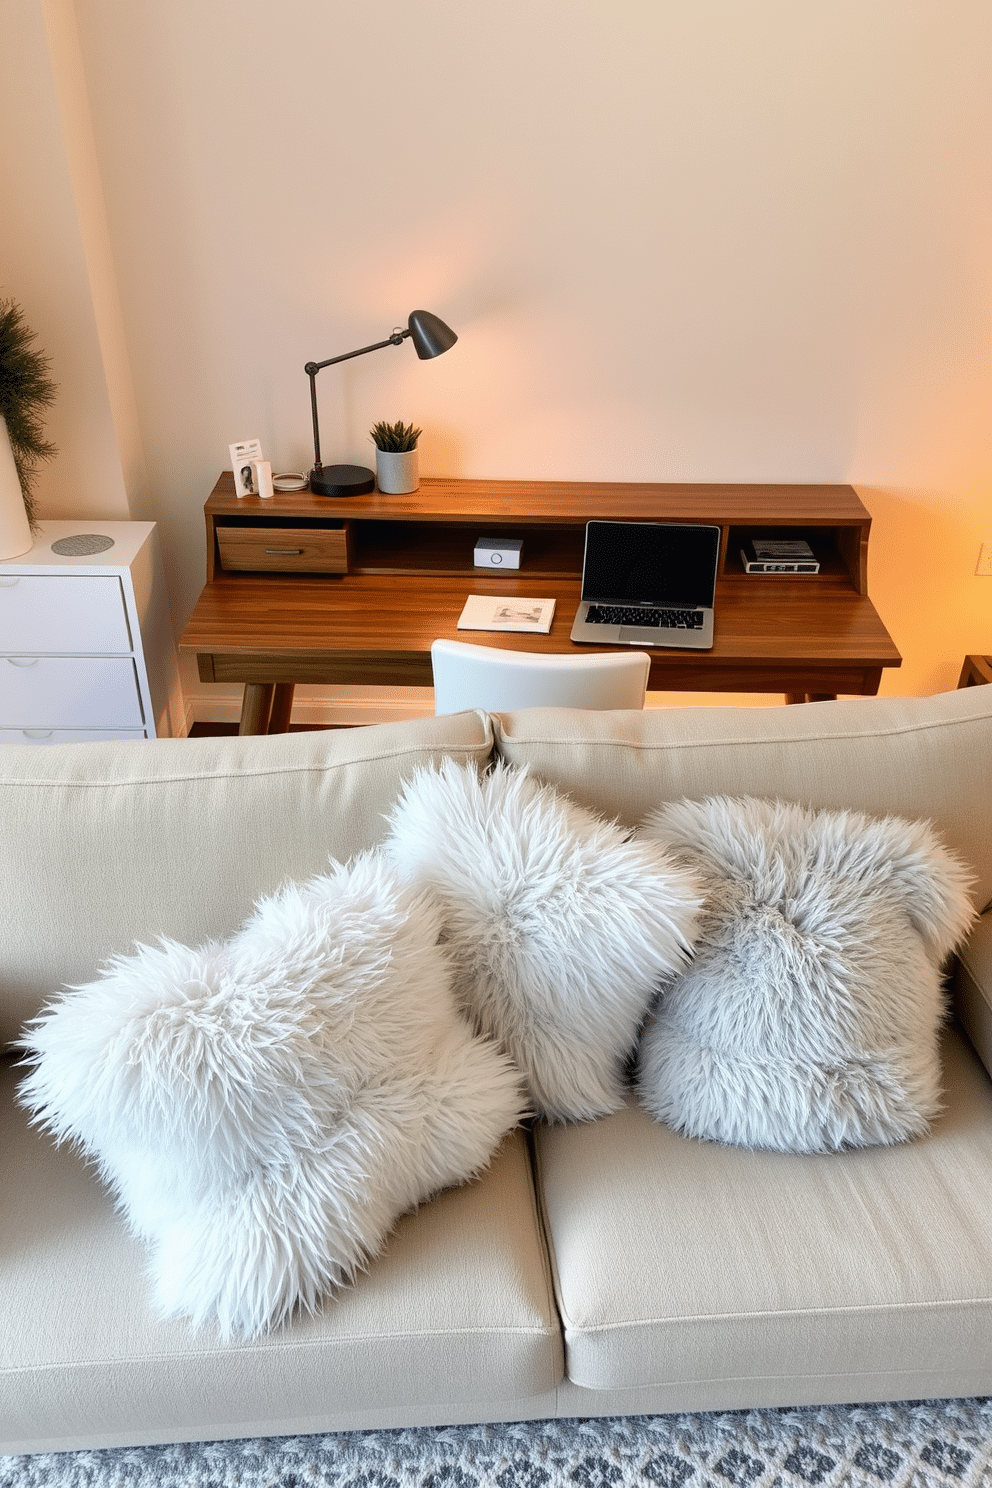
left=0, top=0, right=134, bottom=521
left=4, top=1, right=990, bottom=721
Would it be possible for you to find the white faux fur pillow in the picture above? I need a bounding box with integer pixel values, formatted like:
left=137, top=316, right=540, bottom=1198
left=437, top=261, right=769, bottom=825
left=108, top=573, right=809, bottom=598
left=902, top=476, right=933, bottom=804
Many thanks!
left=383, top=759, right=701, bottom=1122
left=19, top=851, right=525, bottom=1339
left=636, top=795, right=976, bottom=1153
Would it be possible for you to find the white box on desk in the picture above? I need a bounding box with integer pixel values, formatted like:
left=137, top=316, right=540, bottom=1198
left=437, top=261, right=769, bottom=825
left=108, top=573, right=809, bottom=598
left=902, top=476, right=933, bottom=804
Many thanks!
left=474, top=536, right=523, bottom=569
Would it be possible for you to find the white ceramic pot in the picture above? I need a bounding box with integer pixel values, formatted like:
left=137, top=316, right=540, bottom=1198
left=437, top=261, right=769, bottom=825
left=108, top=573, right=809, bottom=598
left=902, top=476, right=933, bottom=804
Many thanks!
left=0, top=415, right=33, bottom=560
left=375, top=446, right=419, bottom=494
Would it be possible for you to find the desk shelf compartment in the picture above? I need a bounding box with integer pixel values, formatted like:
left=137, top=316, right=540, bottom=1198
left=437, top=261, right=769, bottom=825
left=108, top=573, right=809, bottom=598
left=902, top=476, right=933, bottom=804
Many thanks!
left=347, top=521, right=586, bottom=579
left=204, top=475, right=872, bottom=596
left=722, top=528, right=860, bottom=587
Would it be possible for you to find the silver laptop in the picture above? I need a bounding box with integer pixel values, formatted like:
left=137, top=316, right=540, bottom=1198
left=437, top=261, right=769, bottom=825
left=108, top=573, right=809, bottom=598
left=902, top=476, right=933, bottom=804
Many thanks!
left=570, top=520, right=721, bottom=649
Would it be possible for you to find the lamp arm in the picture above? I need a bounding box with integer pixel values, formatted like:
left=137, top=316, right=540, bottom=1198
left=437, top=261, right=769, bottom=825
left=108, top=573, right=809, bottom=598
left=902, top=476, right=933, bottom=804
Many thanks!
left=304, top=330, right=407, bottom=378
left=305, top=330, right=409, bottom=470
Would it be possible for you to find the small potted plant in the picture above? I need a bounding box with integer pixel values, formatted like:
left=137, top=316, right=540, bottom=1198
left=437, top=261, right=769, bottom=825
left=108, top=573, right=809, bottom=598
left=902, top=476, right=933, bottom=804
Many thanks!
left=0, top=297, right=57, bottom=559
left=369, top=419, right=422, bottom=494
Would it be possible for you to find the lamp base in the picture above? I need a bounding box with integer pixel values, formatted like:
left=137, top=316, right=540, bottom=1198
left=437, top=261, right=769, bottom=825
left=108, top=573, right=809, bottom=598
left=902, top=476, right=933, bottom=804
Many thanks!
left=309, top=463, right=376, bottom=498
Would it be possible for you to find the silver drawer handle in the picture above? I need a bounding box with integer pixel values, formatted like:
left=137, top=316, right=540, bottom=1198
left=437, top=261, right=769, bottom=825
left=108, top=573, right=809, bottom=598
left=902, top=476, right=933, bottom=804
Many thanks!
left=6, top=656, right=39, bottom=667
left=264, top=547, right=304, bottom=555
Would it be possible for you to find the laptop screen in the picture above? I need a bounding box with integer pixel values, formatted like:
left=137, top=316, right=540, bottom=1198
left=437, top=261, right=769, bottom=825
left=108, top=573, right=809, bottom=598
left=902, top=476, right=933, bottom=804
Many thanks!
left=581, top=521, right=721, bottom=607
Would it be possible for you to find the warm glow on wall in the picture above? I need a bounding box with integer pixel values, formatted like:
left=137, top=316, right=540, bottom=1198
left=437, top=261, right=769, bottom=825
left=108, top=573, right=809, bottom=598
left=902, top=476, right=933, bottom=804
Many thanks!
left=2, top=1, right=989, bottom=720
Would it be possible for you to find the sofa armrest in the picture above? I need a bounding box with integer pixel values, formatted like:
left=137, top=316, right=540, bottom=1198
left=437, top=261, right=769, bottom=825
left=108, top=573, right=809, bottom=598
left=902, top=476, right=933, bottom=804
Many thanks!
left=954, top=910, right=992, bottom=1082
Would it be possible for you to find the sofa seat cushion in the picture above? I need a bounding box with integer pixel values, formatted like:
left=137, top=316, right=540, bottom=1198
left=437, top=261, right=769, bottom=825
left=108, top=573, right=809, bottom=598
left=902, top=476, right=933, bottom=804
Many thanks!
left=0, top=1059, right=562, bottom=1454
left=533, top=1024, right=992, bottom=1410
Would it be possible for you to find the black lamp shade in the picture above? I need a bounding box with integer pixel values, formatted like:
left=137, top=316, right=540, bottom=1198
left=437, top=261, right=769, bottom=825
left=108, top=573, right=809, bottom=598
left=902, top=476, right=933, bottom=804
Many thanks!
left=407, top=310, right=458, bottom=360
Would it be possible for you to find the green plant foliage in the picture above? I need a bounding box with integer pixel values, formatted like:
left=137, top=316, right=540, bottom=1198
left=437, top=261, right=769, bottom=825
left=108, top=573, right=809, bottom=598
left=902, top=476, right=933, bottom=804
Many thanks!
left=369, top=419, right=421, bottom=453
left=0, top=297, right=57, bottom=530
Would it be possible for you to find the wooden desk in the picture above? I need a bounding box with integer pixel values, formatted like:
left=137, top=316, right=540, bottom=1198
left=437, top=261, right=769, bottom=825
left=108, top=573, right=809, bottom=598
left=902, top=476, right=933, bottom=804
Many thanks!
left=180, top=476, right=901, bottom=733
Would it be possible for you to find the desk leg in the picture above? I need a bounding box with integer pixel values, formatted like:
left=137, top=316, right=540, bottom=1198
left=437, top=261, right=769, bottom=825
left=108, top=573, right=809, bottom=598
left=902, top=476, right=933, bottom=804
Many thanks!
left=239, top=684, right=274, bottom=735
left=267, top=683, right=296, bottom=733
left=785, top=692, right=838, bottom=705
left=959, top=656, right=992, bottom=688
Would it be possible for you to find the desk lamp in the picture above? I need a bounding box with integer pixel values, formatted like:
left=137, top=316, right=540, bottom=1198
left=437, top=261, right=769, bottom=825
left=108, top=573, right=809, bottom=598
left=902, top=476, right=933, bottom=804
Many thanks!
left=305, top=309, right=457, bottom=497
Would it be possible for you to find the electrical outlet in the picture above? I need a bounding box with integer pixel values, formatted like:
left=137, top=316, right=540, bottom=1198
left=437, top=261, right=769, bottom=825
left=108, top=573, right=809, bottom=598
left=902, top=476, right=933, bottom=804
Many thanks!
left=977, top=543, right=992, bottom=576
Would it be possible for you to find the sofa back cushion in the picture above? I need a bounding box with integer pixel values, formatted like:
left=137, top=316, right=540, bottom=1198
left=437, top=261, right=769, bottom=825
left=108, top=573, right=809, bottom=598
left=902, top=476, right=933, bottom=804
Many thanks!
left=492, top=687, right=992, bottom=914
left=0, top=712, right=493, bottom=1045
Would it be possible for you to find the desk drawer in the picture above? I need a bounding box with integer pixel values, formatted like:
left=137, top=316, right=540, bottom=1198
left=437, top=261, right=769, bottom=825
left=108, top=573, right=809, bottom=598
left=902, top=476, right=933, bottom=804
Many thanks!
left=0, top=575, right=131, bottom=652
left=217, top=525, right=349, bottom=574
left=0, top=656, right=144, bottom=728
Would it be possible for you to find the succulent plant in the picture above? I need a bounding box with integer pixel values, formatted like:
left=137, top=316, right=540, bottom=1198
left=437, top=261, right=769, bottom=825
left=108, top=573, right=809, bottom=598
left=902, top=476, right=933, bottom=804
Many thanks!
left=369, top=419, right=421, bottom=453
left=0, top=297, right=57, bottom=532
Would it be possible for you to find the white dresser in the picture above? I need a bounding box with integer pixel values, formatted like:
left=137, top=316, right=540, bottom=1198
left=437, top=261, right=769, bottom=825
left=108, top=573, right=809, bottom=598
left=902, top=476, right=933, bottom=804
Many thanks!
left=0, top=521, right=183, bottom=743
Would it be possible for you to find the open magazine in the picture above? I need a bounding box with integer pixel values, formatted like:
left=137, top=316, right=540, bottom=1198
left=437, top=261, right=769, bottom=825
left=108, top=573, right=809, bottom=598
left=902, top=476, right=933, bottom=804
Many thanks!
left=456, top=595, right=557, bottom=634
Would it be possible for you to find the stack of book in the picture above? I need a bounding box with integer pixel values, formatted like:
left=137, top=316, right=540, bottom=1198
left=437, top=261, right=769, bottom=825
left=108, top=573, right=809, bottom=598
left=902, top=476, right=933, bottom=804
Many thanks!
left=740, top=538, right=819, bottom=574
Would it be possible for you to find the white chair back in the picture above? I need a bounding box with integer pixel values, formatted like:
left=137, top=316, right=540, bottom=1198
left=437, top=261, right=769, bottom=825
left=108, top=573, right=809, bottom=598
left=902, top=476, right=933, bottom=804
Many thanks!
left=431, top=639, right=650, bottom=714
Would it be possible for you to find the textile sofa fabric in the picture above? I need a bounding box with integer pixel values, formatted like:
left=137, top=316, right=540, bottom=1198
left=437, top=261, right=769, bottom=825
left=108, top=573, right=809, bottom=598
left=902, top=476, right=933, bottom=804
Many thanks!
left=2, top=688, right=992, bottom=1452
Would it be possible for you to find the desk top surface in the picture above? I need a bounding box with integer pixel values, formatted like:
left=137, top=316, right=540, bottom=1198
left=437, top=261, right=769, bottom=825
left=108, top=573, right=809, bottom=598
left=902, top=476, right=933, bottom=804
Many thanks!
left=207, top=474, right=873, bottom=528
left=182, top=569, right=901, bottom=669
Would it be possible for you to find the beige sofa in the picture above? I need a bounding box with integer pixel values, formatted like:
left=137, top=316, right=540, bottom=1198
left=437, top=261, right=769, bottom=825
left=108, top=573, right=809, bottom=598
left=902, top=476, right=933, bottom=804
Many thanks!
left=2, top=685, right=992, bottom=1454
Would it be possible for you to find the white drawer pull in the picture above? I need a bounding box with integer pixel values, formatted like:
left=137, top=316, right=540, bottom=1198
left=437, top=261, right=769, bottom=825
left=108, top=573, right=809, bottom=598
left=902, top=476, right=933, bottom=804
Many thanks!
left=23, top=729, right=53, bottom=739
left=6, top=656, right=39, bottom=667
left=0, top=577, right=21, bottom=587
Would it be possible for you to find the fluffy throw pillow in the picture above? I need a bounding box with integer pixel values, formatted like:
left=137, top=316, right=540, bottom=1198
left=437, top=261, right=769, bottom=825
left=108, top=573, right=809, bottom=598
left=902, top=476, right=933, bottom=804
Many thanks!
left=383, top=759, right=702, bottom=1122
left=18, top=851, right=525, bottom=1339
left=636, top=795, right=976, bottom=1153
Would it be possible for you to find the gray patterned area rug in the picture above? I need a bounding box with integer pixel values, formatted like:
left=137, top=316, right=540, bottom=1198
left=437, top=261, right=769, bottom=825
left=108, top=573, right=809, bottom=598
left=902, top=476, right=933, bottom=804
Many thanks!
left=3, top=1398, right=991, bottom=1488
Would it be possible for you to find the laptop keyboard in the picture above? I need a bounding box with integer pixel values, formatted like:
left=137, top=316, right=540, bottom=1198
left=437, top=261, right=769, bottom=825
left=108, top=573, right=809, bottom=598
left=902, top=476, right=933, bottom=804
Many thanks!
left=586, top=604, right=704, bottom=629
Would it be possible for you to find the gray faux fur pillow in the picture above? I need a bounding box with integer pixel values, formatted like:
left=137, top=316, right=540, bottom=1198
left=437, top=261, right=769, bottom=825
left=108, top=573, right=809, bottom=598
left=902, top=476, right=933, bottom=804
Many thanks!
left=636, top=795, right=976, bottom=1153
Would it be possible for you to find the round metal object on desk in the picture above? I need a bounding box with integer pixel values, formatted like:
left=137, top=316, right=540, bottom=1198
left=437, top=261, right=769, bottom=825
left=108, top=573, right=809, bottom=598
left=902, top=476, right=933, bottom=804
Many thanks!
left=50, top=534, right=115, bottom=556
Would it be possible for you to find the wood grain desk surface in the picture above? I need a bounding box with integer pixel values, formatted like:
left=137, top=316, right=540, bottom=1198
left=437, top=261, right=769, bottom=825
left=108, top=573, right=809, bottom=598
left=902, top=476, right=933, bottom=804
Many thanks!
left=202, top=475, right=876, bottom=526
left=181, top=475, right=901, bottom=700
left=183, top=569, right=901, bottom=695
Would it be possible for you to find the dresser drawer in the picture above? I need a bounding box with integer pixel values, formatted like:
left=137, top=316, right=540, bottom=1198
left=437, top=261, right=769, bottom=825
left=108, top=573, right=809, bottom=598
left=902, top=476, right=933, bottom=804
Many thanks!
left=0, top=727, right=148, bottom=744
left=0, top=656, right=144, bottom=728
left=0, top=575, right=132, bottom=652
left=216, top=525, right=349, bottom=574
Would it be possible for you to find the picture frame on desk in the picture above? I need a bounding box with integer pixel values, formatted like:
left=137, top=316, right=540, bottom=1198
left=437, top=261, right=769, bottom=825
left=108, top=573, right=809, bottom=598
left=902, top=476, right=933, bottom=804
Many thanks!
left=229, top=439, right=263, bottom=497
